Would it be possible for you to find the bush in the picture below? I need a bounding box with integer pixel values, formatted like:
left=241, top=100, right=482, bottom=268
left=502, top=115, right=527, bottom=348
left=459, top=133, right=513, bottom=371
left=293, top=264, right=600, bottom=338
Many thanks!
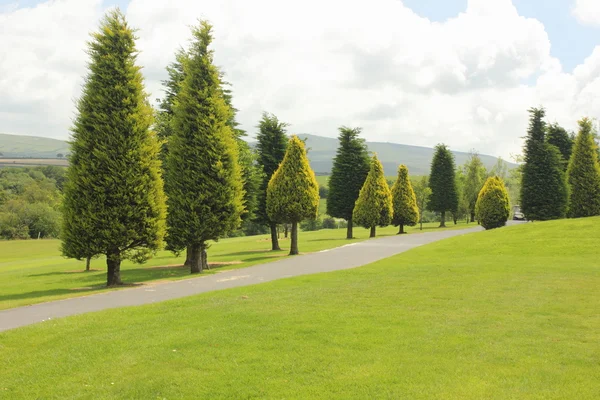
left=319, top=185, right=329, bottom=199
left=321, top=217, right=337, bottom=229
left=475, top=176, right=510, bottom=230
left=300, top=217, right=322, bottom=232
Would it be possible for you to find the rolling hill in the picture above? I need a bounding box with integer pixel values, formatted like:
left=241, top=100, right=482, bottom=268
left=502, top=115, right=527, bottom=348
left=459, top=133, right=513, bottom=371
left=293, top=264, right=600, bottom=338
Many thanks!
left=0, top=132, right=515, bottom=175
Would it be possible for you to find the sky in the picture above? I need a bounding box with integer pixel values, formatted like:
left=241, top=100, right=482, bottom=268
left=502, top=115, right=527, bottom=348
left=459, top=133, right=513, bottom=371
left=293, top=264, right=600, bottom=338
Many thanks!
left=2, top=0, right=600, bottom=159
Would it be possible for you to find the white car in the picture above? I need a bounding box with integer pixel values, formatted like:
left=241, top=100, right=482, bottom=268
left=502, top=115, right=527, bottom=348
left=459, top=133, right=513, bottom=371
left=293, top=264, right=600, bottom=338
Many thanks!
left=513, top=205, right=525, bottom=220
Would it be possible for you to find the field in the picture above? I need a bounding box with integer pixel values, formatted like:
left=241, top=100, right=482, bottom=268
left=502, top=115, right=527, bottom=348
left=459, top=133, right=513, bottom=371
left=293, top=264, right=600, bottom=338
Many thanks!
left=0, top=158, right=68, bottom=167
left=0, top=221, right=469, bottom=310
left=1, top=218, right=598, bottom=399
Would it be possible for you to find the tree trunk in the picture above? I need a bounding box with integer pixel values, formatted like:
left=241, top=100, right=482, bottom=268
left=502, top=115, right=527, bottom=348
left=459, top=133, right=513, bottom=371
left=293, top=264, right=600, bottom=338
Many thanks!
left=370, top=226, right=376, bottom=238
left=106, top=250, right=122, bottom=286
left=470, top=211, right=475, bottom=223
left=420, top=218, right=423, bottom=230
left=453, top=214, right=457, bottom=225
left=289, top=221, right=299, bottom=255
left=85, top=256, right=91, bottom=272
left=270, top=222, right=281, bottom=251
left=398, top=224, right=405, bottom=234
left=284, top=224, right=289, bottom=239
left=201, top=244, right=209, bottom=270
left=346, top=218, right=353, bottom=239
left=188, top=244, right=202, bottom=274
left=439, top=211, right=446, bottom=228
left=184, top=245, right=193, bottom=267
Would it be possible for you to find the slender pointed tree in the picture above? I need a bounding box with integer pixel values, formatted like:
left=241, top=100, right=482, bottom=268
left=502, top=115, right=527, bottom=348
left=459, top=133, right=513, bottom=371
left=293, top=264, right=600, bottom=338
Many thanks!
left=266, top=135, right=319, bottom=255
left=256, top=112, right=288, bottom=250
left=547, top=123, right=574, bottom=171
left=428, top=144, right=458, bottom=227
left=327, top=126, right=370, bottom=239
left=391, top=164, right=419, bottom=234
left=521, top=107, right=568, bottom=221
left=165, top=21, right=244, bottom=274
left=462, top=152, right=487, bottom=222
left=353, top=155, right=393, bottom=237
left=61, top=10, right=167, bottom=286
left=475, top=176, right=510, bottom=230
left=567, top=118, right=600, bottom=218
left=413, top=176, right=431, bottom=231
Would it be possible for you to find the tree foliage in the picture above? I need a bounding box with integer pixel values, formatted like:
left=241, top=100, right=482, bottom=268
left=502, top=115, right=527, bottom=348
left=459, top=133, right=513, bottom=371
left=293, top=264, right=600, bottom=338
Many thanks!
left=61, top=10, right=167, bottom=286
left=327, top=126, right=370, bottom=238
left=462, top=152, right=487, bottom=221
left=353, top=155, right=393, bottom=237
left=428, top=144, right=458, bottom=227
left=475, top=176, right=510, bottom=230
left=547, top=123, right=574, bottom=171
left=412, top=175, right=431, bottom=230
left=520, top=108, right=568, bottom=221
left=391, top=164, right=419, bottom=233
left=566, top=118, right=600, bottom=218
left=266, top=135, right=319, bottom=255
left=164, top=21, right=244, bottom=273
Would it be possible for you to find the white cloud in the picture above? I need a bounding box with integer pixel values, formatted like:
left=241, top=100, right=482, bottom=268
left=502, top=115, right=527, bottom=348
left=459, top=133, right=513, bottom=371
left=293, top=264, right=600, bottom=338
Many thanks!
left=573, top=0, right=600, bottom=26
left=1, top=0, right=600, bottom=159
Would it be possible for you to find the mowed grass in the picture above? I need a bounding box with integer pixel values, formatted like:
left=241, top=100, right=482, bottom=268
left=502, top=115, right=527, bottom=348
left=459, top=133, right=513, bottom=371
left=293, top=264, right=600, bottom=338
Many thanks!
left=1, top=218, right=599, bottom=399
left=0, top=221, right=469, bottom=310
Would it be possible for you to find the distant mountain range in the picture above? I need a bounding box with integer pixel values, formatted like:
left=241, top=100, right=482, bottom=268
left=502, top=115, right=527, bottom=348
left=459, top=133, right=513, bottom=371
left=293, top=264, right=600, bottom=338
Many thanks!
left=0, top=132, right=515, bottom=175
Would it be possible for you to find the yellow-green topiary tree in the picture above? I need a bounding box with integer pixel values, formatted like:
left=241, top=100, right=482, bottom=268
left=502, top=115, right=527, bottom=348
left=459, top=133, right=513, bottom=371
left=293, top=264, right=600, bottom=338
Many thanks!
left=353, top=155, right=393, bottom=237
left=266, top=135, right=319, bottom=255
left=475, top=176, right=510, bottom=230
left=391, top=164, right=419, bottom=234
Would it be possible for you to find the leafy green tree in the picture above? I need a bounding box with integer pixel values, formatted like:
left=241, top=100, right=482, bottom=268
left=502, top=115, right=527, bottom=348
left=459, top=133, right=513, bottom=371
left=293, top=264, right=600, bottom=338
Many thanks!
left=566, top=118, right=600, bottom=218
left=327, top=126, right=370, bottom=238
left=463, top=152, right=487, bottom=222
left=391, top=165, right=419, bottom=234
left=475, top=176, right=510, bottom=230
left=547, top=123, right=574, bottom=171
left=454, top=167, right=469, bottom=224
left=353, top=155, right=393, bottom=237
left=413, top=176, right=431, bottom=230
left=266, top=135, right=319, bottom=255
left=61, top=10, right=167, bottom=286
left=428, top=144, right=458, bottom=227
left=256, top=112, right=288, bottom=250
left=165, top=21, right=244, bottom=274
left=520, top=108, right=568, bottom=221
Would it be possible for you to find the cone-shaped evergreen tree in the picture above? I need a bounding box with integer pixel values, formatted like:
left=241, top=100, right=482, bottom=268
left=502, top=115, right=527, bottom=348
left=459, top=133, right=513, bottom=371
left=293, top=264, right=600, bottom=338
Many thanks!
left=327, top=126, right=370, bottom=239
left=463, top=152, right=487, bottom=222
left=521, top=108, right=568, bottom=221
left=61, top=10, right=166, bottom=286
left=165, top=21, right=244, bottom=274
left=256, top=112, right=288, bottom=250
left=475, top=176, right=510, bottom=230
left=428, top=144, right=458, bottom=227
left=353, top=155, right=393, bottom=237
left=547, top=123, right=573, bottom=171
left=567, top=118, right=600, bottom=218
left=391, top=165, right=419, bottom=234
left=266, top=135, right=319, bottom=255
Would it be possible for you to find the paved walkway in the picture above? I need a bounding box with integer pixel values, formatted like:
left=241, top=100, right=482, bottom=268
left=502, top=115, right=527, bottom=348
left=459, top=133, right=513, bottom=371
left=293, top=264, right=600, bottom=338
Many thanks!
left=0, top=226, right=483, bottom=332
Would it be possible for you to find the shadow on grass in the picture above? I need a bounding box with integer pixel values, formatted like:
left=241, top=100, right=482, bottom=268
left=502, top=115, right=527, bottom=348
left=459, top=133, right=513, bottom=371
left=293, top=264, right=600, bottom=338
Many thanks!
left=224, top=249, right=285, bottom=257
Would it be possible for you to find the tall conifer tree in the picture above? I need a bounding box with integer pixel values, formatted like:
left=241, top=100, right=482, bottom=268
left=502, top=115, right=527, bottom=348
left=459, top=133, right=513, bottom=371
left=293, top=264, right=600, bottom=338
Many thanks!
left=266, top=136, right=319, bottom=255
left=62, top=10, right=167, bottom=286
left=463, top=152, right=487, bottom=222
left=567, top=118, right=600, bottom=218
left=327, top=126, right=370, bottom=239
left=165, top=21, right=244, bottom=273
left=520, top=108, right=568, bottom=221
left=428, top=144, right=458, bottom=227
left=353, top=155, right=393, bottom=237
left=256, top=113, right=288, bottom=250
left=391, top=165, right=419, bottom=234
left=547, top=123, right=574, bottom=171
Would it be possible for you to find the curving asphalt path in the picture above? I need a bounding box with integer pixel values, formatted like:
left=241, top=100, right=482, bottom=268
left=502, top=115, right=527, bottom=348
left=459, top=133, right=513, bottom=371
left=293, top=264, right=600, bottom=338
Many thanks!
left=0, top=225, right=487, bottom=332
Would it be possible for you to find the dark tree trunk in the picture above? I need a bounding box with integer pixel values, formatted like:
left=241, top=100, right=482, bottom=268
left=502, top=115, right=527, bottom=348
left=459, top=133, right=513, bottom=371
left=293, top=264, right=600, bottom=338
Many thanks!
left=420, top=218, right=423, bottom=230
left=270, top=222, right=281, bottom=251
left=453, top=214, right=457, bottom=225
left=85, top=256, right=91, bottom=272
left=346, top=218, right=353, bottom=239
left=184, top=245, right=193, bottom=267
left=188, top=244, right=202, bottom=274
left=106, top=250, right=122, bottom=286
left=398, top=224, right=405, bottom=234
left=201, top=244, right=209, bottom=270
left=470, top=211, right=475, bottom=223
left=289, top=221, right=299, bottom=255
left=439, top=211, right=446, bottom=228
left=370, top=226, right=376, bottom=238
left=284, top=224, right=289, bottom=239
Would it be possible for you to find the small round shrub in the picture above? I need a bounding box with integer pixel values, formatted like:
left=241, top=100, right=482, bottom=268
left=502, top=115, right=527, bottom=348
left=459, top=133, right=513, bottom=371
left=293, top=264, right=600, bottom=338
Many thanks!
left=475, top=176, right=510, bottom=230
left=321, top=216, right=337, bottom=229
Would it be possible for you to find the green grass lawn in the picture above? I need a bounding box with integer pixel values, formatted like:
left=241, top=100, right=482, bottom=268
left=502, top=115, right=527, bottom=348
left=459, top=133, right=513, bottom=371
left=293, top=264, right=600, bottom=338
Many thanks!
left=1, top=218, right=598, bottom=399
left=0, top=221, right=469, bottom=310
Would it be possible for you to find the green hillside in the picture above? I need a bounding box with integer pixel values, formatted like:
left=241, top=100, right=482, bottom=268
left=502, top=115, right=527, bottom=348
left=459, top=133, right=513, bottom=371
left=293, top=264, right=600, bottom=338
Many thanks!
left=0, top=132, right=514, bottom=175
left=0, top=133, right=69, bottom=158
